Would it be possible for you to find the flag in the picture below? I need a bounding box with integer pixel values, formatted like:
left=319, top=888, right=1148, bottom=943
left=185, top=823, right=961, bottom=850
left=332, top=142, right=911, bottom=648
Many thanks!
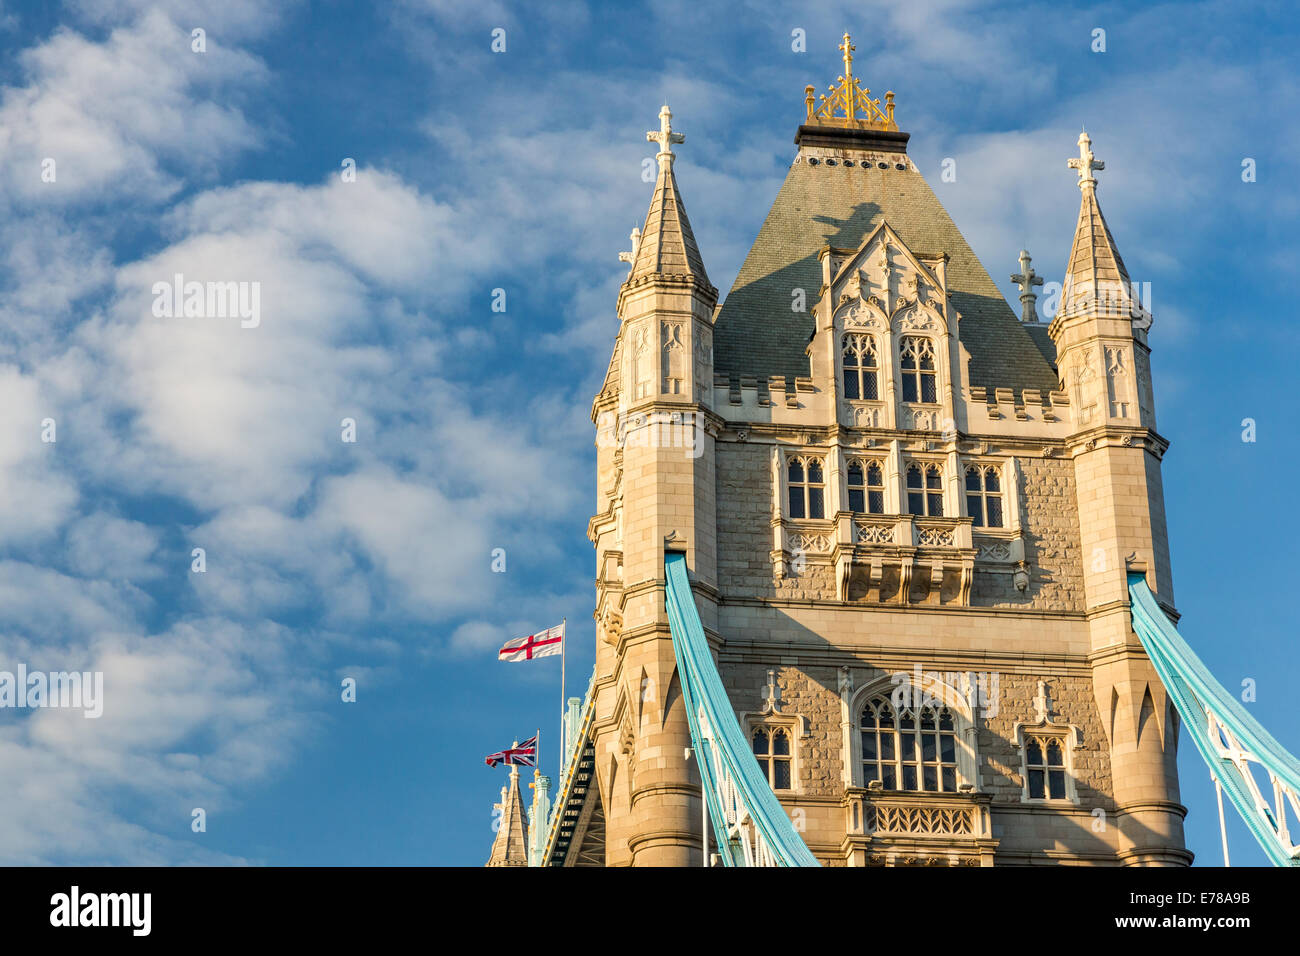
left=485, top=734, right=538, bottom=768
left=498, top=623, right=564, bottom=662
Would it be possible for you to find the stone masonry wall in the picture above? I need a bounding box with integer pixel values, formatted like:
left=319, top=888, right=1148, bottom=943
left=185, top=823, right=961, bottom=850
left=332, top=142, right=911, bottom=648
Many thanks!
left=719, top=661, right=1112, bottom=808
left=971, top=456, right=1085, bottom=613
left=716, top=441, right=778, bottom=598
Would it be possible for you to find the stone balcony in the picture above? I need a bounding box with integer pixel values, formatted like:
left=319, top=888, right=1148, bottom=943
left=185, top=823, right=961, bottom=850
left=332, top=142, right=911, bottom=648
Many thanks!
left=841, top=788, right=998, bottom=867
left=773, top=514, right=978, bottom=605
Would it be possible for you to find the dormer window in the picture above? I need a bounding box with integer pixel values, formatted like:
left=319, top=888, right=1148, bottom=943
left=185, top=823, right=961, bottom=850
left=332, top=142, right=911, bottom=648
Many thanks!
left=842, top=333, right=879, bottom=400
left=900, top=336, right=937, bottom=403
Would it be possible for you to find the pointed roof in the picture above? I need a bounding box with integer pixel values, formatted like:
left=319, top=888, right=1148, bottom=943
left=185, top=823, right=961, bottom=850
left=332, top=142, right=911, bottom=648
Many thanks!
left=625, top=105, right=713, bottom=291
left=1059, top=131, right=1142, bottom=321
left=486, top=765, right=529, bottom=867
left=713, top=148, right=1058, bottom=392
left=1063, top=186, right=1131, bottom=289
left=628, top=163, right=710, bottom=283
left=711, top=34, right=1058, bottom=391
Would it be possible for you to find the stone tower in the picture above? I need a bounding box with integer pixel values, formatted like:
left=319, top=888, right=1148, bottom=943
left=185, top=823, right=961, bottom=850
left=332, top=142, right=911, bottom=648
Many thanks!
left=547, top=36, right=1189, bottom=867
left=587, top=104, right=717, bottom=866
left=1053, top=130, right=1185, bottom=864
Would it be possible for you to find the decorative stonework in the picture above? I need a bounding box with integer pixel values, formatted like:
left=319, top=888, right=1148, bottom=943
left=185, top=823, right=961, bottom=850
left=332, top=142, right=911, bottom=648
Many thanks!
left=790, top=531, right=832, bottom=554
left=1010, top=249, right=1044, bottom=323
left=916, top=525, right=955, bottom=547
left=867, top=802, right=975, bottom=835
left=856, top=521, right=894, bottom=544
left=1105, top=346, right=1129, bottom=419
left=844, top=401, right=883, bottom=427
left=661, top=321, right=685, bottom=395
left=977, top=540, right=1012, bottom=562
left=903, top=406, right=941, bottom=431
left=629, top=324, right=652, bottom=400
left=693, top=327, right=713, bottom=403
left=803, top=32, right=898, bottom=131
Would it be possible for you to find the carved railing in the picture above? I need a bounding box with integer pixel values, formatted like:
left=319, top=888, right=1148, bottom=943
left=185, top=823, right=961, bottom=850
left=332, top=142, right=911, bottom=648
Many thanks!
left=915, top=522, right=955, bottom=547
left=780, top=516, right=973, bottom=557
left=844, top=789, right=993, bottom=840
left=855, top=519, right=895, bottom=545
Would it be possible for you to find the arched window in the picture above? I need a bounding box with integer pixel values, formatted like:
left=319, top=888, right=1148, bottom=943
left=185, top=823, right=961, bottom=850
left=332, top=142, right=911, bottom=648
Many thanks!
left=842, top=334, right=879, bottom=400
left=753, top=726, right=792, bottom=790
left=847, top=459, right=885, bottom=514
left=964, top=465, right=1004, bottom=528
left=1024, top=735, right=1067, bottom=799
left=860, top=696, right=959, bottom=792
left=906, top=463, right=943, bottom=517
left=787, top=456, right=825, bottom=519
left=899, top=336, right=937, bottom=403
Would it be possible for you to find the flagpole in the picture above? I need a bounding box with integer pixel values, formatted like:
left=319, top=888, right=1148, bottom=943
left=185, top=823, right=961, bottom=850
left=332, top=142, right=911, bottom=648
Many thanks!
left=560, top=617, right=567, bottom=780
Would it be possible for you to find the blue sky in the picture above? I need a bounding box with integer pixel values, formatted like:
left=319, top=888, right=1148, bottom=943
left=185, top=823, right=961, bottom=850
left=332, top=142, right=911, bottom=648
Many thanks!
left=0, top=0, right=1294, bottom=865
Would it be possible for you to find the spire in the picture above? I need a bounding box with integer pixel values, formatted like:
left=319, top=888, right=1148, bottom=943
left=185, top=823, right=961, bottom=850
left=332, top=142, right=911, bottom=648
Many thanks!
left=626, top=105, right=712, bottom=288
left=1059, top=130, right=1146, bottom=323
left=486, top=762, right=530, bottom=867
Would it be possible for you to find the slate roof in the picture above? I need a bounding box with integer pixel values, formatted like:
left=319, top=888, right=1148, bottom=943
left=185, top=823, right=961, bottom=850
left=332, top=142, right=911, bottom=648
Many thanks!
left=628, top=159, right=711, bottom=286
left=712, top=138, right=1059, bottom=394
left=1060, top=184, right=1135, bottom=314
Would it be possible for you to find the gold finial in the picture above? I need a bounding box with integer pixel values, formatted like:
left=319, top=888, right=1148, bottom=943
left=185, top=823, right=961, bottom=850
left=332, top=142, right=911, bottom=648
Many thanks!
left=806, top=31, right=898, bottom=131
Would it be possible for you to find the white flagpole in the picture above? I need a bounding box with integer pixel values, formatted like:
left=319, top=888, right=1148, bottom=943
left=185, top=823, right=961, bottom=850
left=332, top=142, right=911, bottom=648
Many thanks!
left=1215, top=774, right=1230, bottom=866
left=560, top=618, right=567, bottom=780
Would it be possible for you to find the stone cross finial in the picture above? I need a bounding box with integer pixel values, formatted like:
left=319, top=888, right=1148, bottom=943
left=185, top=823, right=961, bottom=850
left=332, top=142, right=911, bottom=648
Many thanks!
left=619, top=225, right=642, bottom=265
left=1068, top=129, right=1104, bottom=189
left=647, top=104, right=685, bottom=171
left=1010, top=249, right=1044, bottom=323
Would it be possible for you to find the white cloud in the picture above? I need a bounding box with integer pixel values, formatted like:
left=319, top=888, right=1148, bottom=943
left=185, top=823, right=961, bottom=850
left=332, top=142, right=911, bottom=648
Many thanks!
left=0, top=2, right=584, bottom=862
left=0, top=9, right=264, bottom=204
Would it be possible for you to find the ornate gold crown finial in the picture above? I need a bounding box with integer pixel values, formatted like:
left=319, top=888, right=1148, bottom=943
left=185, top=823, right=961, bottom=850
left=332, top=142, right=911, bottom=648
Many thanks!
left=804, top=31, right=897, bottom=131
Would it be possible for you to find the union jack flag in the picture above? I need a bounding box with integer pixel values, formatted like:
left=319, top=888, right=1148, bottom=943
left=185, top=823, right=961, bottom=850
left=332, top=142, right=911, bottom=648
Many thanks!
left=484, top=734, right=538, bottom=768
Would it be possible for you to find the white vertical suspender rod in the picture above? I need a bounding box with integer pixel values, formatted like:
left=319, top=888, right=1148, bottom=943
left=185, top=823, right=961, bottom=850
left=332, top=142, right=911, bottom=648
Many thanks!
left=1215, top=774, right=1231, bottom=866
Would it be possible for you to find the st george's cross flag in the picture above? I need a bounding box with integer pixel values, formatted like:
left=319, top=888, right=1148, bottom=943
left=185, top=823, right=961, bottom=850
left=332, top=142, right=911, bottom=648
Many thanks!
left=484, top=734, right=539, bottom=768
left=498, top=623, right=564, bottom=663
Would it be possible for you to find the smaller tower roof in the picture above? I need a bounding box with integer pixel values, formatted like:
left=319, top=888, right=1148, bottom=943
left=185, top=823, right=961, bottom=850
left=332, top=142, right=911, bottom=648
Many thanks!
left=486, top=763, right=530, bottom=867
left=626, top=105, right=712, bottom=286
left=1059, top=130, right=1142, bottom=321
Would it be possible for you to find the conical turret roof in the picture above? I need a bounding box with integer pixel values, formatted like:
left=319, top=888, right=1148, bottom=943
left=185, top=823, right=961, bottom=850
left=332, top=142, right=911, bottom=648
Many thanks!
left=1058, top=130, right=1142, bottom=320
left=486, top=765, right=529, bottom=867
left=626, top=104, right=713, bottom=290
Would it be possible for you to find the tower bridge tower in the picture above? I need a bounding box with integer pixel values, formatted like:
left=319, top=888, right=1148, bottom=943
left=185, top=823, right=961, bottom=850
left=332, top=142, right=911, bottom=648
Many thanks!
left=543, top=35, right=1188, bottom=867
